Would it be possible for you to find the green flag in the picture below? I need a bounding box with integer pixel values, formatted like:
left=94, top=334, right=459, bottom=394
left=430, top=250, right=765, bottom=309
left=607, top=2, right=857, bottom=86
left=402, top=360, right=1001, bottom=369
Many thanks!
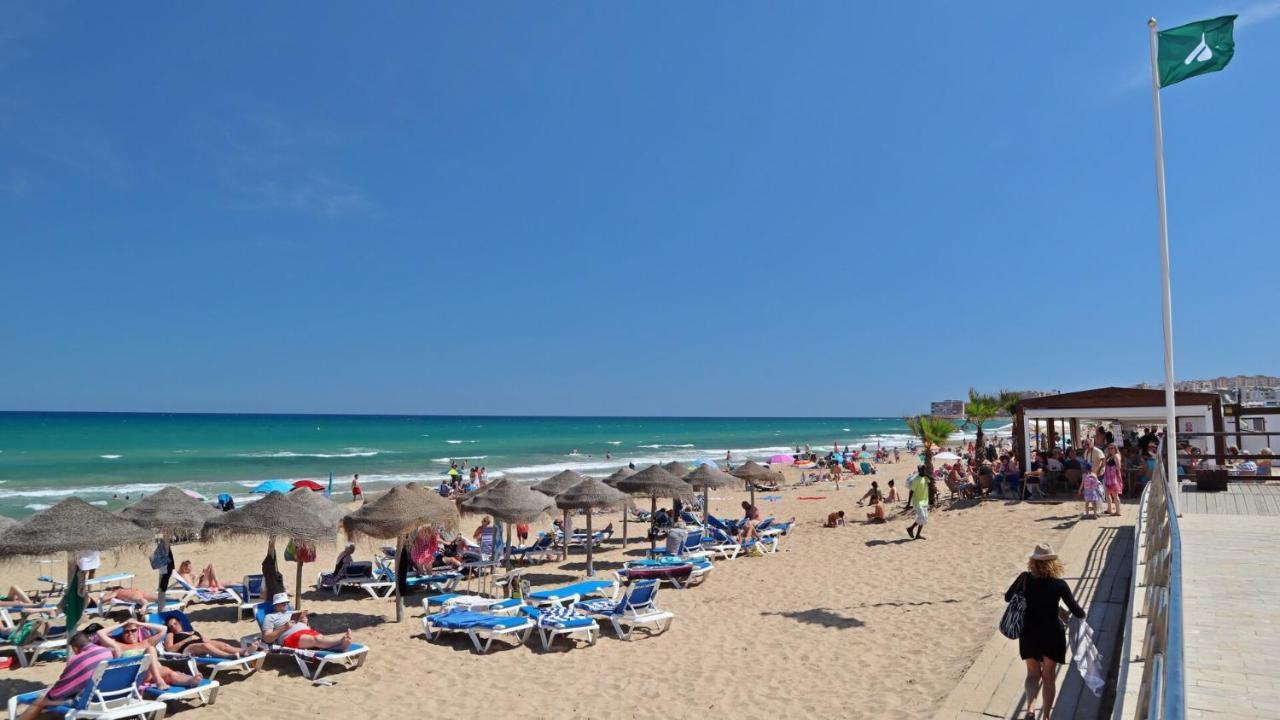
left=1157, top=15, right=1236, bottom=88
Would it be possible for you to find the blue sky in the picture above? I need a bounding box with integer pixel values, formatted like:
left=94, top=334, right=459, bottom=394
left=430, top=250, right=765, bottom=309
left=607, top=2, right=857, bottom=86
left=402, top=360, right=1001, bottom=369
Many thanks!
left=2, top=2, right=1277, bottom=416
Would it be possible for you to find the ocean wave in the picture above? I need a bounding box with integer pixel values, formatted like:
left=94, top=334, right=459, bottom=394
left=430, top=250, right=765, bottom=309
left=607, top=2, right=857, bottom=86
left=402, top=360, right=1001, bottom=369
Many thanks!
left=637, top=444, right=695, bottom=449
left=100, top=454, right=122, bottom=460
left=236, top=448, right=385, bottom=459
left=90, top=501, right=108, bottom=506
left=0, top=483, right=169, bottom=500
left=431, top=456, right=488, bottom=463
left=445, top=440, right=478, bottom=445
left=606, top=441, right=623, bottom=445
left=25, top=503, right=50, bottom=511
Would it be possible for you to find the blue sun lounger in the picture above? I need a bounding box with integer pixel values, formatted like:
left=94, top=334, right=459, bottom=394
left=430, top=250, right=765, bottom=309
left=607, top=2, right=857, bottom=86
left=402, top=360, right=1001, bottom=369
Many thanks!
left=523, top=579, right=618, bottom=607
left=248, top=602, right=368, bottom=685
left=517, top=605, right=598, bottom=651
left=421, top=609, right=534, bottom=654
left=145, top=611, right=266, bottom=681
left=573, top=579, right=673, bottom=641
left=7, top=654, right=168, bottom=720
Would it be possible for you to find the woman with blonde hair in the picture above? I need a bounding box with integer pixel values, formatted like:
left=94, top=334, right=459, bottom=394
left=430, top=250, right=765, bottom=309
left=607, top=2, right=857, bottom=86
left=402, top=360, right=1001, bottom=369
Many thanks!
left=1006, top=544, right=1086, bottom=720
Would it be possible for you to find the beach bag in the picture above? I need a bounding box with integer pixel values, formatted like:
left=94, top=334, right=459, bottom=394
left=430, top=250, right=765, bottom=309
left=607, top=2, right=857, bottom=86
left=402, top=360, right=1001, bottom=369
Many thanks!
left=149, top=541, right=172, bottom=571
left=1000, top=574, right=1028, bottom=640
left=284, top=540, right=317, bottom=563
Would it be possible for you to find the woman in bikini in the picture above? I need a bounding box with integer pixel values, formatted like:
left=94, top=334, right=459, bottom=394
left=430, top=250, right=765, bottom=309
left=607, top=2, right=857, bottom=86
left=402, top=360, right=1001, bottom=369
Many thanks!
left=96, top=620, right=199, bottom=691
left=176, top=560, right=223, bottom=591
left=161, top=615, right=245, bottom=659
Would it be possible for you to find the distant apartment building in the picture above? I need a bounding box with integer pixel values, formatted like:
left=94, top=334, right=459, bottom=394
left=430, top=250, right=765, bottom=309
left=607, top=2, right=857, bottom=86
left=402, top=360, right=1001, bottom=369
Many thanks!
left=1173, top=375, right=1280, bottom=392
left=931, top=400, right=964, bottom=417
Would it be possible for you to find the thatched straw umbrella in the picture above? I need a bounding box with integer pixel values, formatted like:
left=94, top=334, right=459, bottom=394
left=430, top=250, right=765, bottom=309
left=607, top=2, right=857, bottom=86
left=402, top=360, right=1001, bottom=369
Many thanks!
left=0, top=498, right=154, bottom=647
left=683, top=464, right=737, bottom=522
left=203, top=492, right=335, bottom=609
left=602, top=467, right=637, bottom=546
left=615, top=465, right=694, bottom=550
left=532, top=470, right=590, bottom=557
left=661, top=461, right=689, bottom=478
left=120, top=486, right=219, bottom=612
left=731, top=460, right=776, bottom=506
left=459, top=479, right=554, bottom=569
left=555, top=479, right=631, bottom=577
left=0, top=515, right=20, bottom=532
left=343, top=483, right=459, bottom=622
left=279, top=489, right=348, bottom=609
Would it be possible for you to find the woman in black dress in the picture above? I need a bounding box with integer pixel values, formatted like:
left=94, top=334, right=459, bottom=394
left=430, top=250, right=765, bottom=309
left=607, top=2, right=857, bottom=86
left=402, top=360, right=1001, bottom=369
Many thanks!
left=1005, top=543, right=1085, bottom=720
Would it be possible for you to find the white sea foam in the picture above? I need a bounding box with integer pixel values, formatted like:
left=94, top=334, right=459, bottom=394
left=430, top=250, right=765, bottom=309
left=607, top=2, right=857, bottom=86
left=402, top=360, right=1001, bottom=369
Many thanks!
left=431, top=456, right=488, bottom=463
left=0, top=483, right=169, bottom=500
left=90, top=501, right=108, bottom=506
left=637, top=444, right=695, bottom=449
left=100, top=454, right=122, bottom=460
left=236, top=448, right=385, bottom=459
left=606, top=441, right=622, bottom=445
left=445, top=440, right=478, bottom=445
left=24, top=503, right=51, bottom=511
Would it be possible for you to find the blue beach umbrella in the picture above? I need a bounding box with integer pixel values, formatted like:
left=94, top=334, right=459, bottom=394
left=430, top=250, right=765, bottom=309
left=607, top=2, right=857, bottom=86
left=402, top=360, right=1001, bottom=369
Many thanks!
left=693, top=458, right=719, bottom=469
left=251, top=479, right=294, bottom=494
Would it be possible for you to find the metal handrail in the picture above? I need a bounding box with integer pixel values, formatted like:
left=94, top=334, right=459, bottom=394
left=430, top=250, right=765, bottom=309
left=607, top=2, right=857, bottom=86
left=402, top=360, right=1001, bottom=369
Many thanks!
left=1112, top=442, right=1183, bottom=719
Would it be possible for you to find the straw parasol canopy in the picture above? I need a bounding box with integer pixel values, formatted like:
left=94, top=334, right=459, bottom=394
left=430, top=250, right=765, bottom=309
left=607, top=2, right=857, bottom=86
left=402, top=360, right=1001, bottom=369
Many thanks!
left=286, top=488, right=348, bottom=527
left=601, top=466, right=636, bottom=487
left=459, top=478, right=554, bottom=525
left=120, top=486, right=219, bottom=536
left=0, top=498, right=156, bottom=643
left=730, top=460, right=778, bottom=505
left=0, top=515, right=19, bottom=532
left=683, top=464, right=737, bottom=522
left=532, top=469, right=589, bottom=497
left=342, top=483, right=460, bottom=622
left=0, top=497, right=154, bottom=557
left=615, top=464, right=694, bottom=550
left=555, top=478, right=631, bottom=577
left=661, top=460, right=689, bottom=478
left=459, top=479, right=554, bottom=569
left=202, top=491, right=335, bottom=545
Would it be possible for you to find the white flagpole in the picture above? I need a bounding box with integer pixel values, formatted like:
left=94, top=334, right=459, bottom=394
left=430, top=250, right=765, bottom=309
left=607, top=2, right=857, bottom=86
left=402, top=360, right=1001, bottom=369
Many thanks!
left=1148, top=18, right=1180, bottom=516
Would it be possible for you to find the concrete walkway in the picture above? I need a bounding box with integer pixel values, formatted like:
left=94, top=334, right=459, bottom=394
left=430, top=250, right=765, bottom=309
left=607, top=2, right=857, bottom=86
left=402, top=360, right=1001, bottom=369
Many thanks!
left=933, top=513, right=1133, bottom=720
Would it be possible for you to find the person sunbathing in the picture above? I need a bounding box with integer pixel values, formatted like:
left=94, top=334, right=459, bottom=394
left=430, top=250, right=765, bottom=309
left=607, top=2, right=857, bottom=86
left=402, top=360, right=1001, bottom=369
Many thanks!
left=0, top=585, right=41, bottom=607
left=261, top=593, right=352, bottom=651
left=96, top=620, right=200, bottom=691
left=884, top=479, right=899, bottom=503
left=161, top=615, right=247, bottom=659
left=99, top=587, right=158, bottom=606
left=176, top=560, right=223, bottom=591
left=737, top=501, right=762, bottom=542
left=858, top=481, right=887, bottom=522
left=17, top=632, right=113, bottom=720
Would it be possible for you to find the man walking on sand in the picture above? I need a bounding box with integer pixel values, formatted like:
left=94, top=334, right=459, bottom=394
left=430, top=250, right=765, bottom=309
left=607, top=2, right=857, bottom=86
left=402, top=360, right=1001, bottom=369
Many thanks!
left=906, top=466, right=930, bottom=540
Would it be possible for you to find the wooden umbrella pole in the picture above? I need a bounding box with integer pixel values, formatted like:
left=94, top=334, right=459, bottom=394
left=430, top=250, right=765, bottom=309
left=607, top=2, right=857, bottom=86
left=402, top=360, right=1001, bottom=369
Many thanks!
left=65, top=556, right=78, bottom=660
left=703, top=488, right=710, bottom=523
left=156, top=538, right=168, bottom=616
left=649, top=496, right=657, bottom=550
left=394, top=534, right=405, bottom=623
left=585, top=510, right=594, bottom=577
left=622, top=510, right=628, bottom=548
left=562, top=510, right=570, bottom=560
left=294, top=557, right=304, bottom=611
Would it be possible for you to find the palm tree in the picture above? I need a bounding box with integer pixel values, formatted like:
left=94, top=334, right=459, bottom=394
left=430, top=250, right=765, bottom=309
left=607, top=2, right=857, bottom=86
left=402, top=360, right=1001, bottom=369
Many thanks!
left=903, top=415, right=957, bottom=474
left=963, top=389, right=1003, bottom=459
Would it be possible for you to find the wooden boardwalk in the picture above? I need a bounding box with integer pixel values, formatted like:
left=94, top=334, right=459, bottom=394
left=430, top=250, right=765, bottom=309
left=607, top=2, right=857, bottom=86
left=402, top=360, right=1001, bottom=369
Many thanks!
left=1178, top=482, right=1280, bottom=719
left=933, top=514, right=1134, bottom=720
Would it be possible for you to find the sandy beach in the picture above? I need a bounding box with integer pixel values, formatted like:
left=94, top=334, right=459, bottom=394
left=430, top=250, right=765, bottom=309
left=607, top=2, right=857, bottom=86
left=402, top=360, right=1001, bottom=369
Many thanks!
left=1, top=457, right=1083, bottom=719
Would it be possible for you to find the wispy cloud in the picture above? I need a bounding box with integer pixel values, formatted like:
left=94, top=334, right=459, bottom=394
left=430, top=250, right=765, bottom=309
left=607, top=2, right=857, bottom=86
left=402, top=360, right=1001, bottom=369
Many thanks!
left=0, top=94, right=133, bottom=188
left=209, top=111, right=378, bottom=220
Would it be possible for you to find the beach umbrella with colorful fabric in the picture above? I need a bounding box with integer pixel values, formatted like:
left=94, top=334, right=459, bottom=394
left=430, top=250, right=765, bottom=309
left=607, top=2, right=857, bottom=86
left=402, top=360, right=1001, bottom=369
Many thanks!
left=769, top=454, right=794, bottom=465
left=614, top=465, right=695, bottom=550
left=682, top=464, right=737, bottom=522
left=342, top=483, right=460, bottom=622
left=251, top=479, right=294, bottom=494
left=554, top=479, right=631, bottom=577
left=292, top=479, right=325, bottom=492
left=120, top=487, right=220, bottom=612
left=0, top=498, right=154, bottom=653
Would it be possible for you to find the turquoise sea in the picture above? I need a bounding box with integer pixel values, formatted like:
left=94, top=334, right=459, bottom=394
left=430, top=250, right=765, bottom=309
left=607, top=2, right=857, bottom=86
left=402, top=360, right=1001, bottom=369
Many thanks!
left=0, top=412, right=947, bottom=519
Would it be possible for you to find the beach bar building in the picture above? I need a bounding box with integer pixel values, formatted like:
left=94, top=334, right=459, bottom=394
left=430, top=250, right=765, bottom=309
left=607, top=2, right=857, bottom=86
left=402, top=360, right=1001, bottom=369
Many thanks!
left=1012, top=386, right=1224, bottom=468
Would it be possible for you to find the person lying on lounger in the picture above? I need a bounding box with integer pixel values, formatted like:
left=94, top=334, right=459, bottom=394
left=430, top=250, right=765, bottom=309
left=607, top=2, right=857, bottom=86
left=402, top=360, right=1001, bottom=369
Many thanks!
left=96, top=620, right=200, bottom=692
left=176, top=560, right=223, bottom=591
left=98, top=587, right=158, bottom=606
left=17, top=632, right=113, bottom=720
left=262, top=593, right=353, bottom=652
left=0, top=585, right=42, bottom=607
left=162, top=615, right=252, bottom=659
